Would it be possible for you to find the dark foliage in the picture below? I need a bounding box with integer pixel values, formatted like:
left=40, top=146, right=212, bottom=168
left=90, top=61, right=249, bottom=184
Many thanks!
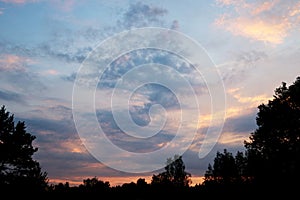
left=151, top=155, right=191, bottom=189
left=0, top=105, right=48, bottom=192
left=204, top=76, right=300, bottom=194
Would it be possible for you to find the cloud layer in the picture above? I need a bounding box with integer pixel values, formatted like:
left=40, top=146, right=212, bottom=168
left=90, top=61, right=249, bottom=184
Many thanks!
left=215, top=0, right=300, bottom=44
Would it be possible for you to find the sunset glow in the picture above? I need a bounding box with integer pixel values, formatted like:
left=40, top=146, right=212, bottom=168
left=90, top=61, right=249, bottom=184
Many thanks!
left=0, top=0, right=299, bottom=186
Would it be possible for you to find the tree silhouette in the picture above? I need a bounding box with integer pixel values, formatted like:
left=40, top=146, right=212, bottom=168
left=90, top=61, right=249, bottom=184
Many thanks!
left=151, top=155, right=191, bottom=188
left=80, top=177, right=110, bottom=192
left=203, top=149, right=248, bottom=185
left=245, top=77, right=300, bottom=186
left=0, top=105, right=48, bottom=191
left=204, top=77, right=300, bottom=194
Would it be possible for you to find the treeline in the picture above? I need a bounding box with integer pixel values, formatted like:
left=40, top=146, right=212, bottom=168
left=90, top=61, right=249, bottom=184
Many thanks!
left=47, top=156, right=195, bottom=195
left=1, top=77, right=300, bottom=196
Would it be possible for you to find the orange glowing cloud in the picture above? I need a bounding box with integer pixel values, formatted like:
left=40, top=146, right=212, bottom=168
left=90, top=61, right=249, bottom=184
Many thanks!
left=289, top=2, right=300, bottom=17
left=218, top=131, right=249, bottom=146
left=252, top=1, right=277, bottom=15
left=39, top=135, right=87, bottom=154
left=215, top=0, right=300, bottom=44
left=228, top=87, right=271, bottom=107
left=58, top=139, right=87, bottom=154
left=216, top=16, right=291, bottom=44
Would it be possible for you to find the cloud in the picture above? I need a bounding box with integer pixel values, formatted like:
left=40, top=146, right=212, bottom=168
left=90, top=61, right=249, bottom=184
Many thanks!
left=0, top=53, right=46, bottom=94
left=62, top=72, right=76, bottom=82
left=218, top=131, right=249, bottom=146
left=15, top=105, right=106, bottom=180
left=227, top=87, right=271, bottom=107
left=96, top=109, right=175, bottom=153
left=0, top=0, right=38, bottom=4
left=170, top=20, right=180, bottom=30
left=0, top=54, right=32, bottom=72
left=222, top=110, right=257, bottom=133
left=49, top=0, right=78, bottom=12
left=216, top=16, right=290, bottom=44
left=215, top=0, right=300, bottom=44
left=42, top=69, right=59, bottom=76
left=118, top=2, right=168, bottom=29
left=0, top=2, right=174, bottom=71
left=188, top=108, right=256, bottom=157
left=0, top=89, right=25, bottom=104
left=38, top=42, right=89, bottom=63
left=96, top=48, right=198, bottom=90
left=219, top=50, right=268, bottom=85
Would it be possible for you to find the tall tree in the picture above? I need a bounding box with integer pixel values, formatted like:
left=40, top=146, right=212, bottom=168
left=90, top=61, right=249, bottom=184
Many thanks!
left=151, top=155, right=191, bottom=188
left=0, top=105, right=48, bottom=191
left=245, top=77, right=300, bottom=185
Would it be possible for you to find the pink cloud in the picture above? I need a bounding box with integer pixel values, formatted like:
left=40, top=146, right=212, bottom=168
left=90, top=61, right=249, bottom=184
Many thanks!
left=216, top=0, right=244, bottom=6
left=251, top=1, right=276, bottom=15
left=43, top=69, right=59, bottom=75
left=215, top=0, right=300, bottom=44
left=216, top=16, right=291, bottom=44
left=0, top=54, right=33, bottom=72
left=49, top=0, right=79, bottom=12
left=0, top=0, right=38, bottom=4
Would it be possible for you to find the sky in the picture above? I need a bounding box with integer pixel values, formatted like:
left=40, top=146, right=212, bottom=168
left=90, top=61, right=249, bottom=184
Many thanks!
left=0, top=0, right=299, bottom=186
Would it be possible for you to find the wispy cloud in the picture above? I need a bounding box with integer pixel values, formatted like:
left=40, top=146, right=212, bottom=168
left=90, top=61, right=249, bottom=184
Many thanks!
left=215, top=0, right=300, bottom=44
left=0, top=53, right=46, bottom=94
left=96, top=109, right=175, bottom=153
left=42, top=69, right=59, bottom=76
left=118, top=2, right=168, bottom=29
left=227, top=87, right=271, bottom=107
left=0, top=0, right=38, bottom=4
left=0, top=89, right=25, bottom=104
left=0, top=54, right=32, bottom=72
left=218, top=132, right=249, bottom=146
left=49, top=0, right=78, bottom=12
